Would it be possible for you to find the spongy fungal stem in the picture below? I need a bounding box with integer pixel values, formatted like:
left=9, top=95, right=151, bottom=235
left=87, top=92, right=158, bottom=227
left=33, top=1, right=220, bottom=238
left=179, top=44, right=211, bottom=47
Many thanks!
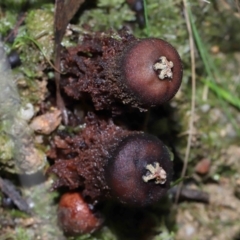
left=153, top=56, right=174, bottom=80
left=142, top=162, right=167, bottom=184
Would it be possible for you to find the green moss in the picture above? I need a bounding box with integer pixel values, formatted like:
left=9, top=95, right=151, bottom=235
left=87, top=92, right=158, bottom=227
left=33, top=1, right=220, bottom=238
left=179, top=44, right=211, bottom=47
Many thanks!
left=25, top=6, right=54, bottom=60
left=0, top=9, right=17, bottom=37
left=1, top=0, right=240, bottom=239
left=0, top=0, right=51, bottom=11
left=77, top=0, right=135, bottom=31
left=0, top=127, right=15, bottom=171
left=21, top=181, right=64, bottom=239
left=8, top=5, right=54, bottom=106
left=13, top=5, right=54, bottom=77
left=1, top=227, right=32, bottom=240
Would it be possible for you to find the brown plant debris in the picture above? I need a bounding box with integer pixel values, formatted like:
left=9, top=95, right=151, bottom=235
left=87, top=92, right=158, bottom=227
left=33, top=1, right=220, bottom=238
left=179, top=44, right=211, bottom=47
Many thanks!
left=0, top=177, right=30, bottom=213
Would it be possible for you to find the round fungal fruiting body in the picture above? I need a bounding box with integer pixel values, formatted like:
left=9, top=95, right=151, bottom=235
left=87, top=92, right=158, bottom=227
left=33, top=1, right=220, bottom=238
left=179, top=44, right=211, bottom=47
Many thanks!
left=120, top=38, right=183, bottom=107
left=49, top=114, right=172, bottom=207
left=58, top=192, right=102, bottom=235
left=105, top=133, right=172, bottom=206
left=61, top=31, right=182, bottom=112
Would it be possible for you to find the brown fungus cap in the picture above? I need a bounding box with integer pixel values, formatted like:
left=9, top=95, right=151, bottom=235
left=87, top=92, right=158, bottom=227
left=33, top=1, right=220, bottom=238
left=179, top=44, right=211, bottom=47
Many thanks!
left=121, top=38, right=183, bottom=106
left=105, top=133, right=172, bottom=206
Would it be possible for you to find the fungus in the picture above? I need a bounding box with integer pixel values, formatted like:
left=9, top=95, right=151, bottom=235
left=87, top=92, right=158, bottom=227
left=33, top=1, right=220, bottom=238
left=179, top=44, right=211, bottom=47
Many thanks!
left=48, top=113, right=172, bottom=206
left=105, top=133, right=172, bottom=206
left=121, top=38, right=182, bottom=106
left=58, top=192, right=103, bottom=234
left=61, top=30, right=182, bottom=113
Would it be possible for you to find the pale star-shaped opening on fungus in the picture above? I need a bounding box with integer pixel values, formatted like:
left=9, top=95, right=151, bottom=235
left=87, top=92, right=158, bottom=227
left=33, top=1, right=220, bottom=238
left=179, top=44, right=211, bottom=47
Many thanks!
left=153, top=56, right=174, bottom=80
left=142, top=162, right=167, bottom=184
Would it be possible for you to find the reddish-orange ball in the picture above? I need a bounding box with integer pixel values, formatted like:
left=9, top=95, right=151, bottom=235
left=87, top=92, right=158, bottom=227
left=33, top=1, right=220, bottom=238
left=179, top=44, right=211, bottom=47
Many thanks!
left=58, top=192, right=102, bottom=235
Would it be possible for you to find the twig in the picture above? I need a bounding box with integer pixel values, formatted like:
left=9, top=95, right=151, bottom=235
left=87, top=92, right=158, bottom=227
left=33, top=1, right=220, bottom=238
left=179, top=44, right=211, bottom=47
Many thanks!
left=4, top=13, right=26, bottom=43
left=235, top=0, right=240, bottom=13
left=170, top=185, right=209, bottom=204
left=175, top=0, right=196, bottom=204
left=0, top=177, right=31, bottom=214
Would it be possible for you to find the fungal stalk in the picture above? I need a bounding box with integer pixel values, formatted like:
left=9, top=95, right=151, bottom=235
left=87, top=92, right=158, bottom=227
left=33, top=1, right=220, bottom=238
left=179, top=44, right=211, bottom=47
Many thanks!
left=142, top=162, right=167, bottom=184
left=153, top=56, right=174, bottom=80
